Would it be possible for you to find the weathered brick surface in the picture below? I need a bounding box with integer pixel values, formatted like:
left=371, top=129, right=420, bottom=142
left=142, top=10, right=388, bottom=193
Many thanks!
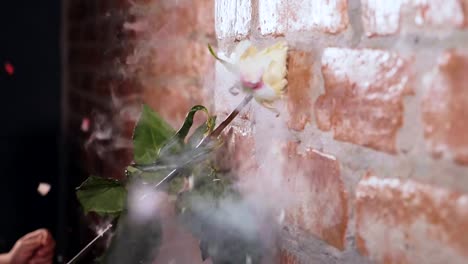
left=68, top=0, right=216, bottom=262
left=422, top=51, right=468, bottom=165
left=70, top=0, right=468, bottom=262
left=411, top=0, right=466, bottom=27
left=284, top=142, right=348, bottom=250
left=315, top=48, right=412, bottom=154
left=152, top=194, right=206, bottom=264
left=259, top=0, right=349, bottom=35
left=127, top=1, right=215, bottom=126
left=215, top=0, right=251, bottom=39
left=287, top=51, right=313, bottom=131
left=142, top=37, right=214, bottom=127
left=196, top=0, right=216, bottom=37
left=216, top=125, right=258, bottom=183
left=150, top=38, right=213, bottom=79
left=361, top=0, right=402, bottom=36
left=356, top=174, right=468, bottom=264
left=279, top=249, right=300, bottom=264
left=362, top=0, right=467, bottom=36
left=142, top=83, right=202, bottom=128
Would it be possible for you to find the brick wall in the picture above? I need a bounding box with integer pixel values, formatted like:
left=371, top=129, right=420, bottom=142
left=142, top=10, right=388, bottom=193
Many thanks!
left=65, top=0, right=215, bottom=262
left=66, top=0, right=468, bottom=263
left=215, top=0, right=468, bottom=263
left=66, top=0, right=215, bottom=179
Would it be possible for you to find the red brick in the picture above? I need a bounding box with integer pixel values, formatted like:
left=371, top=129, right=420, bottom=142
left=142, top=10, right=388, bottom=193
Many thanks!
left=68, top=25, right=84, bottom=43
left=126, top=0, right=214, bottom=39
left=142, top=81, right=205, bottom=128
left=411, top=0, right=466, bottom=27
left=82, top=21, right=98, bottom=42
left=464, top=2, right=468, bottom=27
left=159, top=5, right=198, bottom=36
left=362, top=0, right=467, bottom=37
left=315, top=48, right=412, bottom=154
left=356, top=174, right=468, bottom=264
left=361, top=1, right=402, bottom=36
left=152, top=194, right=206, bottom=264
left=422, top=51, right=468, bottom=165
left=284, top=142, right=348, bottom=250
left=279, top=249, right=300, bottom=264
left=259, top=0, right=349, bottom=35
left=122, top=1, right=216, bottom=127
left=68, top=0, right=93, bottom=22
left=287, top=51, right=313, bottom=132
left=97, top=0, right=112, bottom=15
left=150, top=38, right=214, bottom=80
left=195, top=0, right=215, bottom=37
left=101, top=149, right=133, bottom=180
left=68, top=46, right=105, bottom=67
left=145, top=4, right=196, bottom=37
left=217, top=125, right=257, bottom=177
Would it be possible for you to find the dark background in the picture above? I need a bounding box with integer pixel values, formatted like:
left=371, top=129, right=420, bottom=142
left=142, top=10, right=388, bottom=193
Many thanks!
left=0, top=0, right=63, bottom=257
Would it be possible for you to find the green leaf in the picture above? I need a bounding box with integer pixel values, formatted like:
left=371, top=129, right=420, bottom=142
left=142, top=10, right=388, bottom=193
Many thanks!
left=76, top=176, right=127, bottom=215
left=126, top=165, right=185, bottom=195
left=187, top=116, right=216, bottom=148
left=133, top=105, right=175, bottom=164
left=159, top=105, right=214, bottom=156
left=125, top=166, right=141, bottom=178
left=159, top=105, right=214, bottom=157
left=175, top=105, right=212, bottom=141
left=208, top=44, right=223, bottom=61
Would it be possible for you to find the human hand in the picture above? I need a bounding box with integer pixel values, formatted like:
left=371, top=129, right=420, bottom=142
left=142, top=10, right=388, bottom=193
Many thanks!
left=7, top=230, right=43, bottom=264
left=28, top=229, right=55, bottom=264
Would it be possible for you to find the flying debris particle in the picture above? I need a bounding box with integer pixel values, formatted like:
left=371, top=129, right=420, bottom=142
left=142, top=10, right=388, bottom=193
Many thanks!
left=81, top=117, right=90, bottom=132
left=4, top=62, right=14, bottom=75
left=37, top=182, right=51, bottom=196
left=123, top=20, right=149, bottom=33
left=278, top=209, right=285, bottom=224
left=229, top=85, right=240, bottom=96
left=246, top=255, right=252, bottom=264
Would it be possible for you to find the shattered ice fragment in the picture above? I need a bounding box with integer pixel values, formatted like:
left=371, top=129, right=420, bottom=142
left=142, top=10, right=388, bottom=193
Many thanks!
left=4, top=62, right=14, bottom=75
left=37, top=182, right=51, bottom=196
left=81, top=117, right=90, bottom=132
left=278, top=209, right=285, bottom=224
left=246, top=255, right=252, bottom=264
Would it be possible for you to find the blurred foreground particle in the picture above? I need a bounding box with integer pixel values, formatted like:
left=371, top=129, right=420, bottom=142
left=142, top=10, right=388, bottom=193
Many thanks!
left=4, top=62, right=14, bottom=75
left=37, top=182, right=51, bottom=196
left=81, top=117, right=90, bottom=132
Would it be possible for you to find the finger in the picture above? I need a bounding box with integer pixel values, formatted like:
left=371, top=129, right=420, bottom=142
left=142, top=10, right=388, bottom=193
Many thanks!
left=16, top=248, right=38, bottom=262
left=35, top=244, right=55, bottom=257
left=19, top=238, right=43, bottom=250
left=40, top=230, right=54, bottom=246
left=28, top=255, right=53, bottom=264
left=22, top=230, right=45, bottom=242
left=29, top=252, right=53, bottom=263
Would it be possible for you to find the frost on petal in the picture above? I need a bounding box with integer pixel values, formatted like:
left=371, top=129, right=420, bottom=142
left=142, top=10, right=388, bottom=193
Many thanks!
left=209, top=44, right=240, bottom=76
left=253, top=82, right=278, bottom=102
left=261, top=41, right=288, bottom=96
left=239, top=56, right=270, bottom=84
left=211, top=40, right=289, bottom=107
left=232, top=40, right=255, bottom=62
